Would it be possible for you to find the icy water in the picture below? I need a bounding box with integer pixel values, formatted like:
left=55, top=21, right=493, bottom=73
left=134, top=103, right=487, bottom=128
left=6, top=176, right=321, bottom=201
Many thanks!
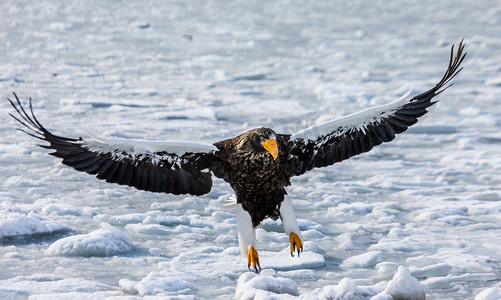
left=1, top=0, right=500, bottom=299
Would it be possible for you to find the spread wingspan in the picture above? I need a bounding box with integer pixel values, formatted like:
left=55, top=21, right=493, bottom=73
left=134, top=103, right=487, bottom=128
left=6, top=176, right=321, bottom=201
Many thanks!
left=8, top=94, right=223, bottom=196
left=286, top=41, right=466, bottom=176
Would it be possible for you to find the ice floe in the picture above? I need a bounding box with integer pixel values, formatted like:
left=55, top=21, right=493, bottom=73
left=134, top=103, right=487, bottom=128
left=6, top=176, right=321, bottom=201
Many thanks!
left=383, top=266, right=425, bottom=300
left=409, top=263, right=452, bottom=278
left=317, top=278, right=387, bottom=300
left=341, top=251, right=381, bottom=268
left=45, top=223, right=141, bottom=257
left=235, top=271, right=300, bottom=299
left=475, top=287, right=501, bottom=300
left=0, top=201, right=70, bottom=242
left=132, top=273, right=195, bottom=296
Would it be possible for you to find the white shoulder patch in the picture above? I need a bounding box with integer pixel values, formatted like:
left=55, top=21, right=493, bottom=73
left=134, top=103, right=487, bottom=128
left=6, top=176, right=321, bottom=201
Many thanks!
left=290, top=90, right=413, bottom=142
left=83, top=135, right=218, bottom=156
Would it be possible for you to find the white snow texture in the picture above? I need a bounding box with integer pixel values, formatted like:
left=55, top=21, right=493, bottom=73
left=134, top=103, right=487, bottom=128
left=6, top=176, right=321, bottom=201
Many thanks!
left=1, top=0, right=500, bottom=299
left=45, top=223, right=140, bottom=257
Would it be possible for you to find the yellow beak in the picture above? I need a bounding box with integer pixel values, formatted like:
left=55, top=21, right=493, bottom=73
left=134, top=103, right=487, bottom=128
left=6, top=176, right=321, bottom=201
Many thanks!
left=261, top=138, right=278, bottom=160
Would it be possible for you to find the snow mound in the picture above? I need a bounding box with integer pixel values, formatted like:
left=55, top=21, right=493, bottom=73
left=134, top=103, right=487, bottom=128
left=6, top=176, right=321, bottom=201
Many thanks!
left=0, top=201, right=70, bottom=242
left=409, top=263, right=452, bottom=278
left=45, top=223, right=140, bottom=257
left=134, top=272, right=195, bottom=296
left=383, top=266, right=425, bottom=300
left=341, top=251, right=381, bottom=268
left=235, top=271, right=299, bottom=300
left=475, top=287, right=501, bottom=300
left=120, top=271, right=199, bottom=297
left=317, top=278, right=387, bottom=299
left=376, top=262, right=400, bottom=278
left=40, top=203, right=81, bottom=216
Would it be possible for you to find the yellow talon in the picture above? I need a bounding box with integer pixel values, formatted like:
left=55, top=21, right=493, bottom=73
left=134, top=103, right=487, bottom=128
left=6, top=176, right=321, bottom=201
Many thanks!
left=247, top=246, right=261, bottom=273
left=289, top=232, right=303, bottom=257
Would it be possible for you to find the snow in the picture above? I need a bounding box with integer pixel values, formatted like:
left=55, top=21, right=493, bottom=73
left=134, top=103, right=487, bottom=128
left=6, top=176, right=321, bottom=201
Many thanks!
left=409, top=263, right=452, bottom=278
left=341, top=251, right=382, bottom=268
left=0, top=201, right=70, bottom=242
left=475, top=288, right=501, bottom=300
left=376, top=262, right=400, bottom=279
left=383, top=266, right=425, bottom=300
left=0, top=274, right=114, bottom=299
left=133, top=273, right=195, bottom=296
left=317, top=279, right=388, bottom=300
left=45, top=223, right=141, bottom=257
left=1, top=0, right=501, bottom=298
left=235, top=272, right=300, bottom=299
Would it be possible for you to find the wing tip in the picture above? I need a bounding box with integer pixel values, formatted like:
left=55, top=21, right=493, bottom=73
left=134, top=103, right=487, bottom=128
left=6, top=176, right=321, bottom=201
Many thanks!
left=410, top=40, right=466, bottom=102
left=7, top=93, right=46, bottom=138
left=440, top=39, right=467, bottom=87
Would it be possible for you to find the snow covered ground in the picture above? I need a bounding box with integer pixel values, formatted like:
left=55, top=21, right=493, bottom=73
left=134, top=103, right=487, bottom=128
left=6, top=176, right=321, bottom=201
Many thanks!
left=1, top=0, right=500, bottom=299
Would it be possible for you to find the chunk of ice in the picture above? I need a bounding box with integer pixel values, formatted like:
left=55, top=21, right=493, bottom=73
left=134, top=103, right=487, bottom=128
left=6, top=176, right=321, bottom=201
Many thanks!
left=46, top=223, right=140, bottom=257
left=0, top=202, right=70, bottom=241
left=235, top=272, right=299, bottom=299
left=475, top=287, right=501, bottom=300
left=341, top=251, right=381, bottom=268
left=384, top=266, right=425, bottom=300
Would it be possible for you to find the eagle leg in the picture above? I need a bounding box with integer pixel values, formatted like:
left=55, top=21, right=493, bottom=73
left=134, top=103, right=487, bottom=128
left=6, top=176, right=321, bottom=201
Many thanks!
left=279, top=195, right=304, bottom=257
left=237, top=203, right=260, bottom=272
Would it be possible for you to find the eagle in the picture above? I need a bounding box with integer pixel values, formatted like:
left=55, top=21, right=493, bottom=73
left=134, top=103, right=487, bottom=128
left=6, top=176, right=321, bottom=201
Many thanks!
left=8, top=41, right=465, bottom=273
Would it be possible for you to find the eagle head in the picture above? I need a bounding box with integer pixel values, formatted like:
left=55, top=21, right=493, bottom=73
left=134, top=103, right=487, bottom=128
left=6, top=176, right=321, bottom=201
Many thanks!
left=236, top=127, right=278, bottom=160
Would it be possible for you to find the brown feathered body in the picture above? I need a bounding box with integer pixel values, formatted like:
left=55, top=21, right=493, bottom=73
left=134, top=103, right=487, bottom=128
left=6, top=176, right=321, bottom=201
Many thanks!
left=214, top=128, right=292, bottom=227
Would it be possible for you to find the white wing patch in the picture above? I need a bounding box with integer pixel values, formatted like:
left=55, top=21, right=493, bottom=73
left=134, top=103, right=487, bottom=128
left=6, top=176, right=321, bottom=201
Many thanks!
left=81, top=135, right=218, bottom=166
left=290, top=90, right=413, bottom=142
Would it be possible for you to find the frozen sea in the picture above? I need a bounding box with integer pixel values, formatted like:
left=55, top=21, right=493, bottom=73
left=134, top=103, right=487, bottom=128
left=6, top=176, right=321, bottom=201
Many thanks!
left=1, top=0, right=501, bottom=299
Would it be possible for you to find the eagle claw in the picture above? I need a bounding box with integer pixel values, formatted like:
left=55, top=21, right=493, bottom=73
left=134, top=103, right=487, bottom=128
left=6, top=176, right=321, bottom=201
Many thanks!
left=289, top=232, right=303, bottom=257
left=247, top=246, right=261, bottom=273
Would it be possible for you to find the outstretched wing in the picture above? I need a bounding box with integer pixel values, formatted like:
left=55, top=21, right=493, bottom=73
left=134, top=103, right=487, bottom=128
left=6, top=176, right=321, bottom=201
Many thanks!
left=7, top=95, right=222, bottom=196
left=286, top=41, right=466, bottom=177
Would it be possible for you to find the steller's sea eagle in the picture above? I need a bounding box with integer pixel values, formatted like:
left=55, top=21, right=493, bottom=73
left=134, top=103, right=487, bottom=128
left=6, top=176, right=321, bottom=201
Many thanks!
left=7, top=41, right=465, bottom=272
